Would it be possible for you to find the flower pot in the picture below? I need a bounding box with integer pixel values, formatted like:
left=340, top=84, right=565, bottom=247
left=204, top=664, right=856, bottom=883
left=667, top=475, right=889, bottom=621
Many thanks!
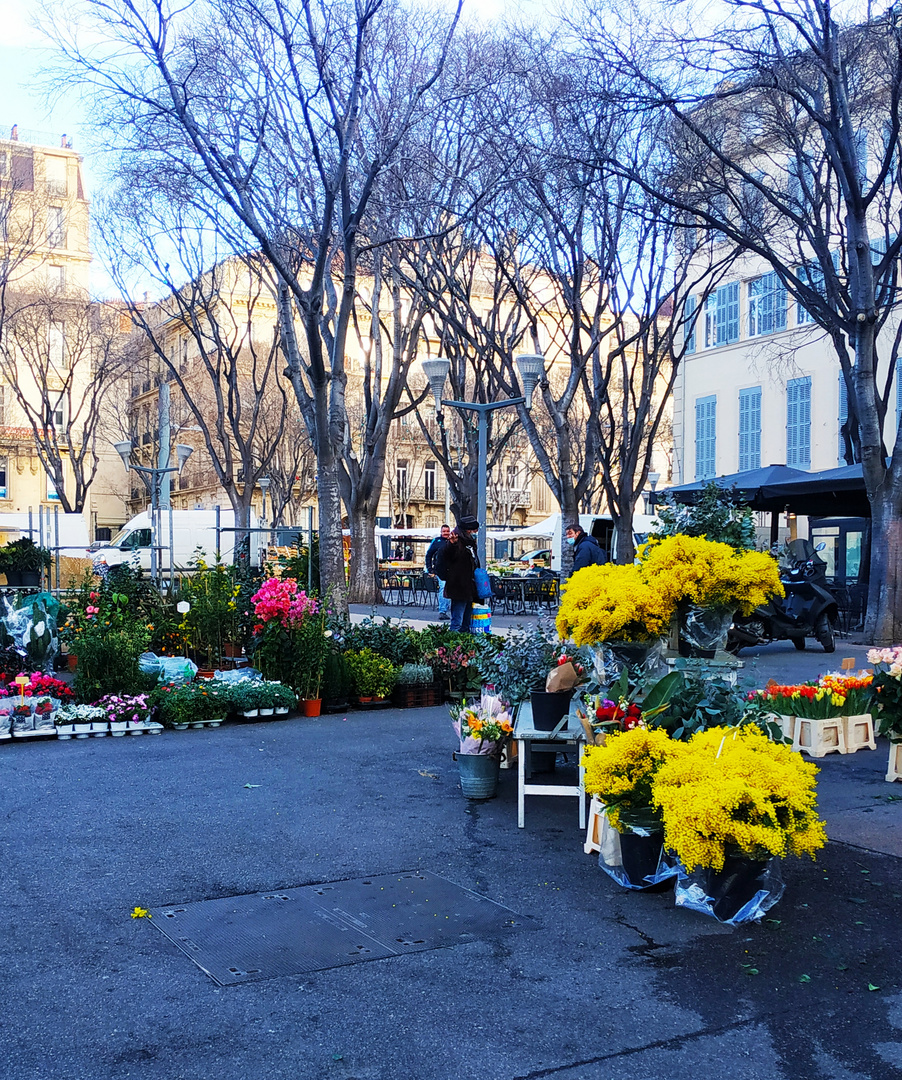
left=223, top=643, right=243, bottom=658
left=456, top=752, right=501, bottom=799
left=302, top=698, right=322, bottom=717
left=274, top=707, right=289, bottom=716
left=171, top=722, right=190, bottom=730
left=109, top=721, right=129, bottom=737
left=530, top=689, right=572, bottom=732
left=92, top=721, right=109, bottom=737
left=618, top=829, right=672, bottom=891
left=259, top=707, right=274, bottom=716
left=242, top=709, right=259, bottom=718
left=4, top=570, right=22, bottom=586
left=20, top=571, right=41, bottom=587
left=11, top=710, right=34, bottom=733
left=146, top=722, right=164, bottom=734
left=73, top=722, right=92, bottom=738
left=703, top=856, right=774, bottom=922
left=67, top=654, right=78, bottom=672
left=357, top=696, right=373, bottom=705
left=197, top=669, right=215, bottom=680
left=56, top=723, right=75, bottom=740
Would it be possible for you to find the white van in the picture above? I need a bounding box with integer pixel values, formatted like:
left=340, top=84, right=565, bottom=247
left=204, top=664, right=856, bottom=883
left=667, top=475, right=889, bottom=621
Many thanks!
left=88, top=509, right=262, bottom=572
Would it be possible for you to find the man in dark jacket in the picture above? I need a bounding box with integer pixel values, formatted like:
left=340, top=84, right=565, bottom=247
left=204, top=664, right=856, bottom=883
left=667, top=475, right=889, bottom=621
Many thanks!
left=443, top=515, right=480, bottom=632
left=565, top=522, right=607, bottom=574
left=425, top=524, right=452, bottom=619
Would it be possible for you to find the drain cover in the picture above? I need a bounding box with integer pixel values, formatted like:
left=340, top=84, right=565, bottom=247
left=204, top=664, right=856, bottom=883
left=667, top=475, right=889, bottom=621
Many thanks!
left=150, top=870, right=526, bottom=985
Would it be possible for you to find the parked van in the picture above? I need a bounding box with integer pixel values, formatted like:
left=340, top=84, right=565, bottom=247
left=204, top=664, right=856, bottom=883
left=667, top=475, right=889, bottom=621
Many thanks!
left=88, top=509, right=262, bottom=572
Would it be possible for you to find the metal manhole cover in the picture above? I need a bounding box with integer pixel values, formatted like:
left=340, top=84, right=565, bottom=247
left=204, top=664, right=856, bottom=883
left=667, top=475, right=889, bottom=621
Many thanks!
left=149, top=870, right=527, bottom=985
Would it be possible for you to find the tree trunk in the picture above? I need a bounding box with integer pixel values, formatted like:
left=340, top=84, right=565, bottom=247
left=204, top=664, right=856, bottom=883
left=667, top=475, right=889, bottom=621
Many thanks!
left=614, top=515, right=635, bottom=565
left=864, top=491, right=902, bottom=645
left=348, top=503, right=382, bottom=604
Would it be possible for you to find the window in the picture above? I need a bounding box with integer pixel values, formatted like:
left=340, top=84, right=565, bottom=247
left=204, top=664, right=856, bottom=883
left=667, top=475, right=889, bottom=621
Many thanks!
left=838, top=369, right=846, bottom=462
left=45, top=155, right=67, bottom=197
left=395, top=461, right=408, bottom=500
left=786, top=376, right=812, bottom=469
left=738, top=387, right=761, bottom=471
left=424, top=461, right=436, bottom=501
left=684, top=295, right=696, bottom=353
left=787, top=154, right=815, bottom=205
left=796, top=254, right=837, bottom=325
left=506, top=464, right=519, bottom=489
left=48, top=265, right=65, bottom=291
left=47, top=205, right=65, bottom=249
left=695, top=395, right=716, bottom=480
left=704, top=282, right=740, bottom=348
left=48, top=320, right=66, bottom=368
left=0, top=456, right=7, bottom=499
left=534, top=480, right=547, bottom=513
left=46, top=473, right=61, bottom=502
left=748, top=273, right=787, bottom=336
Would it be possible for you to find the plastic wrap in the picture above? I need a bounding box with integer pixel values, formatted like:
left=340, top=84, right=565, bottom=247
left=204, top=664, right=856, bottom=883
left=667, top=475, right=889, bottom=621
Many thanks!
left=138, top=653, right=198, bottom=684
left=2, top=594, right=60, bottom=672
left=10, top=708, right=33, bottom=733
left=0, top=709, right=10, bottom=735
left=592, top=639, right=667, bottom=689
left=596, top=811, right=679, bottom=891
left=674, top=856, right=785, bottom=924
left=32, top=706, right=56, bottom=731
left=678, top=605, right=733, bottom=656
left=213, top=668, right=262, bottom=683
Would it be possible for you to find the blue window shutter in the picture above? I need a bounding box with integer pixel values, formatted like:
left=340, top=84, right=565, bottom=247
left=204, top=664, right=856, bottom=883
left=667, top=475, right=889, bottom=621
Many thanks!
left=896, top=358, right=902, bottom=428
left=839, top=372, right=849, bottom=463
left=787, top=377, right=811, bottom=469
left=685, top=295, right=696, bottom=353
left=717, top=282, right=740, bottom=344
left=772, top=274, right=787, bottom=331
left=739, top=387, right=762, bottom=471
left=695, top=395, right=717, bottom=479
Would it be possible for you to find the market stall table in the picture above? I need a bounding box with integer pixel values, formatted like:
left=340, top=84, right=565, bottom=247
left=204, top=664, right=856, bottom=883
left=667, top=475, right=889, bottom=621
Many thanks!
left=514, top=703, right=587, bottom=829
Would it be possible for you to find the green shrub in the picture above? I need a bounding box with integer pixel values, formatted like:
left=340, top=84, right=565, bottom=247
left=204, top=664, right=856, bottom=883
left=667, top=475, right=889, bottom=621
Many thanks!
left=344, top=648, right=398, bottom=699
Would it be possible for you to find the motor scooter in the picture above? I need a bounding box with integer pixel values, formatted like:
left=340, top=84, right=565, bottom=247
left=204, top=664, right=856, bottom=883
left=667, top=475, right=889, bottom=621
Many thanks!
left=727, top=539, right=838, bottom=654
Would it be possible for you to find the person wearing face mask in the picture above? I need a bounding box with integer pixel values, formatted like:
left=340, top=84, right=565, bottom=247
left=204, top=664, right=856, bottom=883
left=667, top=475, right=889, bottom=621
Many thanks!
left=442, top=515, right=481, bottom=632
left=564, top=522, right=607, bottom=574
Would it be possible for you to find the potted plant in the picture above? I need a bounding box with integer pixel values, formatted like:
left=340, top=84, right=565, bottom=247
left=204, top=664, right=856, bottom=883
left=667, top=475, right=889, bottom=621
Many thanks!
left=581, top=726, right=687, bottom=890
left=32, top=696, right=57, bottom=730
left=268, top=682, right=296, bottom=716
left=653, top=725, right=827, bottom=922
left=56, top=703, right=104, bottom=739
left=226, top=678, right=262, bottom=718
left=394, top=663, right=436, bottom=708
left=257, top=682, right=276, bottom=716
left=866, top=647, right=902, bottom=779
left=345, top=648, right=398, bottom=703
left=11, top=698, right=34, bottom=733
left=451, top=695, right=514, bottom=799
left=0, top=537, right=52, bottom=587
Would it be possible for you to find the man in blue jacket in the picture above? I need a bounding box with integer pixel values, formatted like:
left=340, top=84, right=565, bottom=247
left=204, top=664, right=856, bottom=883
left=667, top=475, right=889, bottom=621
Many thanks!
left=565, top=522, right=607, bottom=574
left=425, top=523, right=451, bottom=619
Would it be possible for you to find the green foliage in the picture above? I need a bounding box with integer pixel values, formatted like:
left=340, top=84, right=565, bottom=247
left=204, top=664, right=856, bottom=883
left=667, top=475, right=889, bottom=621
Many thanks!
left=0, top=537, right=52, bottom=572
left=643, top=667, right=771, bottom=741
left=397, top=663, right=434, bottom=687
left=271, top=537, right=319, bottom=588
left=344, top=648, right=398, bottom=699
left=175, top=558, right=241, bottom=666
left=474, top=622, right=559, bottom=704
left=650, top=482, right=757, bottom=551
left=74, top=625, right=155, bottom=703
left=341, top=616, right=421, bottom=665
left=322, top=648, right=352, bottom=702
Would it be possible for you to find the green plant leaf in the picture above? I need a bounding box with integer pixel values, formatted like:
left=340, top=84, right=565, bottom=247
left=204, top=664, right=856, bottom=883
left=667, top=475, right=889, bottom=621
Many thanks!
left=868, top=983, right=880, bottom=991
left=799, top=974, right=811, bottom=983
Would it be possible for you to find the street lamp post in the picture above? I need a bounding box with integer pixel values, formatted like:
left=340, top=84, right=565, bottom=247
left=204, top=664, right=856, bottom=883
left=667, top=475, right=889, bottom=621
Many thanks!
left=422, top=355, right=544, bottom=569
left=258, top=476, right=272, bottom=551
left=115, top=440, right=194, bottom=585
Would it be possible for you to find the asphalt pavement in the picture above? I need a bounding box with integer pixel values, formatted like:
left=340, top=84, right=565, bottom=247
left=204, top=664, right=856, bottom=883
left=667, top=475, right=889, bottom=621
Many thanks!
left=2, top=671, right=901, bottom=1080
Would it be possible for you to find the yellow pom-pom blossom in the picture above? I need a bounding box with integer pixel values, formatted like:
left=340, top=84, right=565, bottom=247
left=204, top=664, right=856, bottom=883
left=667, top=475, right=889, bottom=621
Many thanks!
left=639, top=535, right=784, bottom=616
left=556, top=563, right=674, bottom=645
left=580, top=727, right=688, bottom=832
left=651, top=725, right=827, bottom=872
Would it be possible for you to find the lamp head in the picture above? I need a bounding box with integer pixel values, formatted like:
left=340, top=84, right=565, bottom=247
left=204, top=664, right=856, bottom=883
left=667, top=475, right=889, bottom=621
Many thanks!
left=113, top=440, right=133, bottom=470
left=421, top=358, right=451, bottom=413
left=175, top=443, right=194, bottom=471
left=514, top=354, right=545, bottom=410
left=648, top=472, right=661, bottom=491
left=258, top=476, right=270, bottom=494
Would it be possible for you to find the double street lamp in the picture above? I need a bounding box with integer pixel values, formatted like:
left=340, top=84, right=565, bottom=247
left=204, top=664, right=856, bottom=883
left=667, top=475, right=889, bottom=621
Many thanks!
left=114, top=440, right=194, bottom=583
left=421, top=355, right=545, bottom=568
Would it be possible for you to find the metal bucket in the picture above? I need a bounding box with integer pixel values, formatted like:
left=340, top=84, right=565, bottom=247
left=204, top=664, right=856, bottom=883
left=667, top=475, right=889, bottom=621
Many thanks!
left=456, top=752, right=500, bottom=799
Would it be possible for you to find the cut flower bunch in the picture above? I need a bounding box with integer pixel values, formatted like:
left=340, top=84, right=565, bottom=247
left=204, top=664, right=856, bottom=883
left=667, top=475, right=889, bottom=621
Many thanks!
left=451, top=695, right=513, bottom=756
left=652, top=725, right=827, bottom=872
left=750, top=672, right=873, bottom=720
left=557, top=535, right=782, bottom=646
left=867, top=646, right=902, bottom=740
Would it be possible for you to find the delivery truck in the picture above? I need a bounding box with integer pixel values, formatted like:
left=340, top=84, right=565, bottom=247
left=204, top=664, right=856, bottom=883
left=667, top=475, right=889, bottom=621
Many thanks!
left=87, top=509, right=262, bottom=572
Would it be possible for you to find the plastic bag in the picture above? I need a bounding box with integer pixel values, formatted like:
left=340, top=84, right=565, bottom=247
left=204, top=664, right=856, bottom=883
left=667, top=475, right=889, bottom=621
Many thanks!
left=138, top=653, right=198, bottom=684
left=679, top=605, right=733, bottom=655
left=592, top=638, right=667, bottom=689
left=213, top=668, right=262, bottom=683
left=3, top=593, right=60, bottom=673
left=11, top=709, right=33, bottom=733
left=674, top=856, right=785, bottom=924
left=0, top=709, right=10, bottom=735
left=470, top=604, right=491, bottom=634
left=32, top=708, right=56, bottom=731
left=596, top=812, right=679, bottom=891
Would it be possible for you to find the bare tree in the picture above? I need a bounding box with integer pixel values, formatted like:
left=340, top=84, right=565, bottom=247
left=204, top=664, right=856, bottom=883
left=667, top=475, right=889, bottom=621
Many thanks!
left=579, top=0, right=902, bottom=639
left=0, top=286, right=128, bottom=512
left=47, top=0, right=463, bottom=612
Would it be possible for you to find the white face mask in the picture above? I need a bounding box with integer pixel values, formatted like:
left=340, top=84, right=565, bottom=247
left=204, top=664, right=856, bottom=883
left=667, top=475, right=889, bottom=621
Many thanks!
left=566, top=536, right=576, bottom=546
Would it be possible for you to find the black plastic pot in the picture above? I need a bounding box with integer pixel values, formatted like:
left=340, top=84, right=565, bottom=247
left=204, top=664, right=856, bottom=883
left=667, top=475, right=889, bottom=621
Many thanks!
left=618, top=829, right=672, bottom=891
left=530, top=689, right=572, bottom=731
left=704, top=856, right=771, bottom=921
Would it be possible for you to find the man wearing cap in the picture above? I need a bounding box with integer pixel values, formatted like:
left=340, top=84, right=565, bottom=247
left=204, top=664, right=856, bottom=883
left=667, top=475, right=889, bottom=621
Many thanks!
left=565, top=521, right=607, bottom=574
left=443, top=515, right=480, bottom=633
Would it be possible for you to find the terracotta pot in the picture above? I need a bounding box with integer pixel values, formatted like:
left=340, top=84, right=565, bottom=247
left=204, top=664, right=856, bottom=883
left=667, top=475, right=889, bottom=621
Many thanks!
left=197, top=670, right=215, bottom=680
left=223, top=643, right=243, bottom=658
left=67, top=654, right=78, bottom=672
left=302, top=698, right=322, bottom=717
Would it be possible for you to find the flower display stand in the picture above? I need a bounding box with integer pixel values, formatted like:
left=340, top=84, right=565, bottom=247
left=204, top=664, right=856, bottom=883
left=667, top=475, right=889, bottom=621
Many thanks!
left=792, top=716, right=846, bottom=757
left=773, top=713, right=795, bottom=741
left=887, top=743, right=902, bottom=783
left=842, top=714, right=876, bottom=753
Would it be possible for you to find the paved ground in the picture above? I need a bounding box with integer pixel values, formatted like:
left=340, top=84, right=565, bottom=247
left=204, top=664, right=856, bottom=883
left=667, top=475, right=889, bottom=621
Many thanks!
left=2, top=683, right=900, bottom=1080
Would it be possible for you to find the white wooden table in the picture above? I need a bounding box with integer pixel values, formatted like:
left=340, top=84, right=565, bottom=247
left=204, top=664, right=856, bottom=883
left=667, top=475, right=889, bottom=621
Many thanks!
left=514, top=703, right=587, bottom=829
